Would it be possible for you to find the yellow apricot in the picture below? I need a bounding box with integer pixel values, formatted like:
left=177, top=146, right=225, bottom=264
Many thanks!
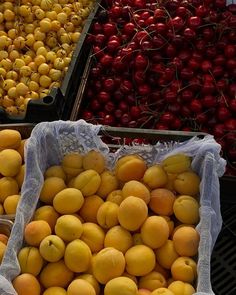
left=125, top=245, right=156, bottom=276
left=141, top=216, right=169, bottom=249
left=83, top=150, right=105, bottom=174
left=104, top=225, right=133, bottom=253
left=92, top=247, right=125, bottom=284
left=79, top=195, right=104, bottom=223
left=122, top=180, right=150, bottom=204
left=118, top=196, right=148, bottom=231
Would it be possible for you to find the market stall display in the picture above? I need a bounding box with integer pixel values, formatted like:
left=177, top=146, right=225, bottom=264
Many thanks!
left=70, top=0, right=236, bottom=182
left=0, top=120, right=225, bottom=295
left=0, top=0, right=98, bottom=123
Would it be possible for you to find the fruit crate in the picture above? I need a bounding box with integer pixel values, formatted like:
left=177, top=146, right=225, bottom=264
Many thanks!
left=0, top=124, right=232, bottom=295
left=99, top=127, right=236, bottom=295
left=0, top=123, right=35, bottom=139
left=70, top=47, right=236, bottom=201
left=0, top=1, right=100, bottom=124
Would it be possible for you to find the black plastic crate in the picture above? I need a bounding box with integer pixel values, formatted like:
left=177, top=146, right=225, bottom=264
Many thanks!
left=0, top=2, right=100, bottom=124
left=71, top=53, right=236, bottom=199
left=69, top=2, right=236, bottom=200
left=0, top=123, right=34, bottom=139
left=1, top=123, right=234, bottom=294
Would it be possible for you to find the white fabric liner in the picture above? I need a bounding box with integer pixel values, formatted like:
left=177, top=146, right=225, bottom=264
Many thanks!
left=0, top=120, right=226, bottom=295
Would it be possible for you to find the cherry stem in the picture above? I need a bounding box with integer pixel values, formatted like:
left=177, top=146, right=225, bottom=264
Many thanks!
left=140, top=115, right=154, bottom=128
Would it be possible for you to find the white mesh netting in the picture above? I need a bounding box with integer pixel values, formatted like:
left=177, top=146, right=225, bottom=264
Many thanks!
left=0, top=119, right=226, bottom=295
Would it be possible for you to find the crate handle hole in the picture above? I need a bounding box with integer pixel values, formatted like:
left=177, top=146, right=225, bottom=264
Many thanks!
left=43, top=96, right=54, bottom=104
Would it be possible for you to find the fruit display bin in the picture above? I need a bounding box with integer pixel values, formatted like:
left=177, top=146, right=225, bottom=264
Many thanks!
left=0, top=2, right=100, bottom=124
left=0, top=123, right=35, bottom=139
left=0, top=122, right=230, bottom=295
left=70, top=50, right=236, bottom=200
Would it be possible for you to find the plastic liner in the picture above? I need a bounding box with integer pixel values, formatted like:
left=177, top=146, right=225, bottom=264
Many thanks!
left=0, top=120, right=226, bottom=295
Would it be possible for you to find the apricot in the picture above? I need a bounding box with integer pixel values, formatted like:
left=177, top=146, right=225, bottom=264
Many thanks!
left=0, top=129, right=21, bottom=150
left=73, top=169, right=101, bottom=197
left=53, top=188, right=84, bottom=214
left=44, top=165, right=66, bottom=181
left=115, top=154, right=147, bottom=182
left=0, top=149, right=22, bottom=177
left=97, top=171, right=119, bottom=199
left=172, top=226, right=200, bottom=257
left=17, top=139, right=27, bottom=162
left=13, top=273, right=41, bottom=295
left=43, top=287, right=67, bottom=295
left=162, top=154, right=191, bottom=174
left=171, top=257, right=197, bottom=284
left=139, top=271, right=167, bottom=291
left=155, top=240, right=179, bottom=269
left=104, top=225, right=133, bottom=253
left=141, top=216, right=169, bottom=249
left=18, top=246, right=44, bottom=276
left=87, top=253, right=97, bottom=275
left=39, top=235, right=65, bottom=262
left=154, top=262, right=170, bottom=280
left=0, top=233, right=8, bottom=245
left=106, top=189, right=123, bottom=205
left=0, top=240, right=6, bottom=263
left=79, top=195, right=104, bottom=223
left=168, top=281, right=195, bottom=295
left=76, top=274, right=100, bottom=295
left=149, top=189, right=176, bottom=216
left=0, top=176, right=19, bottom=203
left=92, top=247, right=125, bottom=284
left=64, top=239, right=92, bottom=272
left=171, top=224, right=195, bottom=239
left=122, top=180, right=150, bottom=204
left=83, top=150, right=105, bottom=174
left=55, top=214, right=83, bottom=242
left=80, top=222, right=105, bottom=253
left=125, top=245, right=156, bottom=276
left=122, top=272, right=138, bottom=284
left=138, top=289, right=152, bottom=295
left=40, top=260, right=74, bottom=288
left=67, top=177, right=76, bottom=187
left=161, top=216, right=174, bottom=237
left=133, top=233, right=143, bottom=245
left=39, top=177, right=66, bottom=204
left=62, top=152, right=83, bottom=177
left=164, top=173, right=178, bottom=191
left=173, top=195, right=199, bottom=225
left=67, top=279, right=96, bottom=295
left=33, top=205, right=59, bottom=231
left=143, top=165, right=168, bottom=189
left=174, top=171, right=200, bottom=197
left=118, top=196, right=148, bottom=231
left=97, top=201, right=119, bottom=229
left=3, top=194, right=20, bottom=214
left=15, top=164, right=25, bottom=188
left=151, top=288, right=174, bottom=295
left=24, top=220, right=51, bottom=246
left=104, top=277, right=138, bottom=295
